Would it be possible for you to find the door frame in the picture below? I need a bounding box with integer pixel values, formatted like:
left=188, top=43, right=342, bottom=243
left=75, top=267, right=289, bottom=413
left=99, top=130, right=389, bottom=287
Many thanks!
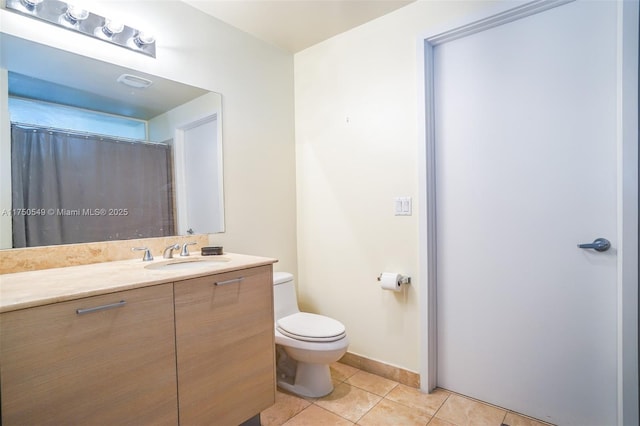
left=416, top=1, right=639, bottom=424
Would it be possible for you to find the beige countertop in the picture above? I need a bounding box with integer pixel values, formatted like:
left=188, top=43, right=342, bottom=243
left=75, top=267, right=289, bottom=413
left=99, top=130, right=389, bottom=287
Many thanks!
left=0, top=252, right=277, bottom=313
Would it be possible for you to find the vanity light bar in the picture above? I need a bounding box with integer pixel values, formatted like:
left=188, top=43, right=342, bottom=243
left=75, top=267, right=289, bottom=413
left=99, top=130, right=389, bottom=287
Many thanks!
left=5, top=0, right=156, bottom=58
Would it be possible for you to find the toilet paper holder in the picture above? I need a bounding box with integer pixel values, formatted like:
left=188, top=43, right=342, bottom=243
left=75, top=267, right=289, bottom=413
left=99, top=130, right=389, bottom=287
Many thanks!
left=377, top=273, right=411, bottom=285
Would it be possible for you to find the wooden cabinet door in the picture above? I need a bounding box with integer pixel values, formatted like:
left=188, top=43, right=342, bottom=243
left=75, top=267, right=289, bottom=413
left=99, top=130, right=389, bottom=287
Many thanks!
left=174, top=265, right=275, bottom=426
left=0, top=284, right=178, bottom=426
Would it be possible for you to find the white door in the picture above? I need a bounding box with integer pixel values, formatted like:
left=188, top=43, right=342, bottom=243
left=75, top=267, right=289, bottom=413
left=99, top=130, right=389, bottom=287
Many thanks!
left=183, top=116, right=220, bottom=232
left=433, top=1, right=630, bottom=425
left=174, top=114, right=224, bottom=235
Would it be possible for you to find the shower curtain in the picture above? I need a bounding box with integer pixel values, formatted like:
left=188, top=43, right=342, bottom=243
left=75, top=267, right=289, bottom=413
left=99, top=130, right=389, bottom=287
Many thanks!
left=11, top=124, right=175, bottom=247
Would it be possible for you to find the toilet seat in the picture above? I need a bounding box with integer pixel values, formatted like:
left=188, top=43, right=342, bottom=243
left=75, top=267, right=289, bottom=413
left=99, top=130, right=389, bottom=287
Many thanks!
left=276, top=312, right=346, bottom=342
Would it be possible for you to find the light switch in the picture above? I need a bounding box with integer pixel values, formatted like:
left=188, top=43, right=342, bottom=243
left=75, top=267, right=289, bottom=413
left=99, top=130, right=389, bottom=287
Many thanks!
left=394, top=197, right=412, bottom=216
left=395, top=198, right=403, bottom=214
left=402, top=197, right=412, bottom=214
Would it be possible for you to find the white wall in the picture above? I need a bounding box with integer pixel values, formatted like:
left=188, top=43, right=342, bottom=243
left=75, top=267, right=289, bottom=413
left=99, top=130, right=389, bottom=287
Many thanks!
left=294, top=0, right=523, bottom=372
left=0, top=1, right=297, bottom=273
left=148, top=92, right=222, bottom=143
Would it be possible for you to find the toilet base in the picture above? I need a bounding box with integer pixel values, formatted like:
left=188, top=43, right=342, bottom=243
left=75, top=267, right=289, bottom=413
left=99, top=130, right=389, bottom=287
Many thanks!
left=277, top=362, right=334, bottom=398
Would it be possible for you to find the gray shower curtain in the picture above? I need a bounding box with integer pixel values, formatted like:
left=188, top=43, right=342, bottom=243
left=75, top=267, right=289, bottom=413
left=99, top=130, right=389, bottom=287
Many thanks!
left=11, top=124, right=175, bottom=247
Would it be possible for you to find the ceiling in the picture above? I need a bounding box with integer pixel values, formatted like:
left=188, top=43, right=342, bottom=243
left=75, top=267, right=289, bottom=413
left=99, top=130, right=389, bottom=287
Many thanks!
left=182, top=0, right=416, bottom=53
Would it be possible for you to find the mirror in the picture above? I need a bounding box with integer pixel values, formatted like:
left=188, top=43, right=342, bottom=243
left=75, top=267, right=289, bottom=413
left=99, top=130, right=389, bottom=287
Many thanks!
left=0, top=33, right=224, bottom=249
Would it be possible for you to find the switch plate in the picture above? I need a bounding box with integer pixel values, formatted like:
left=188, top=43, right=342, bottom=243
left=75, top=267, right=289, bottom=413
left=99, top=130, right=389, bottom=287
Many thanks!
left=394, top=197, right=412, bottom=216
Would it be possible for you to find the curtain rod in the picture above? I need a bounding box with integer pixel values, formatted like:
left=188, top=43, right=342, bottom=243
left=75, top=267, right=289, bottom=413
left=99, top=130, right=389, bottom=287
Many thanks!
left=10, top=122, right=170, bottom=148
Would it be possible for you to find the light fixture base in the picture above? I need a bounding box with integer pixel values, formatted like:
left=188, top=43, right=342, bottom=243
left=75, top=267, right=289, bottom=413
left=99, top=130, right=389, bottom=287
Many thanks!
left=5, top=0, right=156, bottom=58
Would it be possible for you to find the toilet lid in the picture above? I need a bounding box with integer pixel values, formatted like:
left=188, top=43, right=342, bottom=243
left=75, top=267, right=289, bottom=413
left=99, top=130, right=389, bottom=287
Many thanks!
left=277, top=312, right=346, bottom=343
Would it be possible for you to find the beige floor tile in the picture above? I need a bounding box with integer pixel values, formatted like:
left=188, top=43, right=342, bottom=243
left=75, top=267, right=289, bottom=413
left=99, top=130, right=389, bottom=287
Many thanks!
left=261, top=390, right=313, bottom=426
left=315, top=382, right=383, bottom=423
left=346, top=370, right=399, bottom=396
left=385, top=385, right=450, bottom=416
left=331, top=362, right=360, bottom=382
left=264, top=365, right=554, bottom=426
left=357, top=398, right=432, bottom=426
left=503, top=411, right=554, bottom=426
left=434, top=394, right=506, bottom=426
left=283, top=404, right=354, bottom=426
left=427, top=418, right=457, bottom=426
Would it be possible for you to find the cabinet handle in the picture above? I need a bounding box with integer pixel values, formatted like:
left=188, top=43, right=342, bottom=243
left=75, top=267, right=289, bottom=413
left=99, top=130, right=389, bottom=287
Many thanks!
left=214, top=277, right=244, bottom=286
left=76, top=300, right=127, bottom=315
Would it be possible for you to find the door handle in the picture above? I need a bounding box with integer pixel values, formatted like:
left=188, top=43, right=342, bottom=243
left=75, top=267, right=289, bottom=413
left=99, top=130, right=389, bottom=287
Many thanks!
left=577, top=238, right=611, bottom=252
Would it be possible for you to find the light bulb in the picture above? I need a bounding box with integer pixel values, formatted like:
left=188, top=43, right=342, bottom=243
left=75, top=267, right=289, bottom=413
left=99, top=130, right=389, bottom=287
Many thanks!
left=65, top=4, right=90, bottom=23
left=133, top=31, right=155, bottom=47
left=102, top=19, right=124, bottom=36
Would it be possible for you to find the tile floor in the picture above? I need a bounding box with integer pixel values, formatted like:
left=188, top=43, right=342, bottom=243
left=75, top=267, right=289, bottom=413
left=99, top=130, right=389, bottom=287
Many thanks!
left=261, top=362, right=553, bottom=426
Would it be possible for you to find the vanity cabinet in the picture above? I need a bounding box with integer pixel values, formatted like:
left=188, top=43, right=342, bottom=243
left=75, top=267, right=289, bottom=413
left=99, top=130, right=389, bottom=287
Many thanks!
left=0, top=284, right=178, bottom=425
left=174, top=265, right=275, bottom=425
left=0, top=258, right=276, bottom=426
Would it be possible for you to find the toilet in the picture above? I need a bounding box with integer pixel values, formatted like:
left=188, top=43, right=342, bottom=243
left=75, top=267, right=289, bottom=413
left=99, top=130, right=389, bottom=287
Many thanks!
left=273, top=272, right=349, bottom=398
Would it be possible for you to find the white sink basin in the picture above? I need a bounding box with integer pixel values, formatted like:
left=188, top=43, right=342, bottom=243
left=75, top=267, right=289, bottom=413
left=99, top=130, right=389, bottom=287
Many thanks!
left=145, top=257, right=231, bottom=271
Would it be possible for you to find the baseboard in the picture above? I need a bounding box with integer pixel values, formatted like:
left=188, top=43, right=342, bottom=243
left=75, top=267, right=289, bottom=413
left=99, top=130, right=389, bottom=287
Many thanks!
left=339, top=352, right=420, bottom=388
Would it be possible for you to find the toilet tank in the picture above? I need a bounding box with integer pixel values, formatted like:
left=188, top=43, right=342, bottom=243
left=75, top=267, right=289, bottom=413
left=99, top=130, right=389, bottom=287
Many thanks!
left=273, top=272, right=300, bottom=320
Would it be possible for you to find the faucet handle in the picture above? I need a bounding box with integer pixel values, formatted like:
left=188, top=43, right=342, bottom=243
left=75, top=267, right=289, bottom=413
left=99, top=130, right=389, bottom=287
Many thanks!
left=163, top=243, right=181, bottom=259
left=180, top=242, right=197, bottom=257
left=132, top=247, right=153, bottom=262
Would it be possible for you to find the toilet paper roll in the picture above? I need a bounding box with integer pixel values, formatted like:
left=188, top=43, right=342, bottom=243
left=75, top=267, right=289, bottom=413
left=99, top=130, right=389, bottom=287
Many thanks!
left=380, top=272, right=402, bottom=292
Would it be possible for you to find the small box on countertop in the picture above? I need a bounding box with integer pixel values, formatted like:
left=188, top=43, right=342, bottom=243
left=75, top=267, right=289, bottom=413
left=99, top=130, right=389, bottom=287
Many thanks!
left=201, top=246, right=223, bottom=256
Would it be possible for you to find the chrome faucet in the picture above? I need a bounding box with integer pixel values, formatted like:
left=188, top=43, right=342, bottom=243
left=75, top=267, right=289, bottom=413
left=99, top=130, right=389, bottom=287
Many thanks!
left=180, top=242, right=197, bottom=257
left=163, top=243, right=180, bottom=259
left=132, top=247, right=153, bottom=261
